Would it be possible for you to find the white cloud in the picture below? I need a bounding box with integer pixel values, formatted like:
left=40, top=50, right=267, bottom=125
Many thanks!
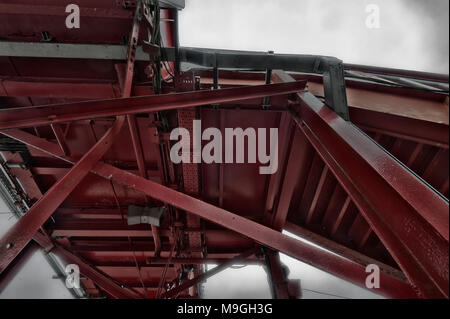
left=180, top=0, right=449, bottom=73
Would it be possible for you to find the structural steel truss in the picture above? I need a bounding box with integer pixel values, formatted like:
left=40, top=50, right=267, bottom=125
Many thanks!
left=0, top=0, right=448, bottom=299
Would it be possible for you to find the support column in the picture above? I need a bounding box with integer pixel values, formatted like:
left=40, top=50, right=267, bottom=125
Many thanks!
left=264, top=248, right=290, bottom=299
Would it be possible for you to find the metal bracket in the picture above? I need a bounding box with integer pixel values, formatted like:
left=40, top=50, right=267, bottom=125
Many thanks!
left=127, top=205, right=166, bottom=226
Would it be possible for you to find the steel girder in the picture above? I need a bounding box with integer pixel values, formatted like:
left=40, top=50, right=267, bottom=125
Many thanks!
left=0, top=1, right=184, bottom=17
left=0, top=189, right=137, bottom=298
left=1, top=41, right=446, bottom=91
left=0, top=41, right=350, bottom=120
left=0, top=69, right=445, bottom=298
left=52, top=243, right=143, bottom=299
left=267, top=70, right=449, bottom=298
left=0, top=116, right=126, bottom=274
left=349, top=108, right=449, bottom=148
left=264, top=248, right=291, bottom=299
left=161, top=249, right=257, bottom=299
left=1, top=128, right=416, bottom=298
left=0, top=4, right=447, bottom=300
left=121, top=0, right=163, bottom=257
left=0, top=81, right=305, bottom=129
left=291, top=91, right=449, bottom=298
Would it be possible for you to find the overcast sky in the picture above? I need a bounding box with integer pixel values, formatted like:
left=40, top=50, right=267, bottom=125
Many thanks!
left=179, top=0, right=449, bottom=299
left=203, top=231, right=382, bottom=299
left=1, top=0, right=448, bottom=300
left=0, top=200, right=73, bottom=299
left=179, top=0, right=449, bottom=73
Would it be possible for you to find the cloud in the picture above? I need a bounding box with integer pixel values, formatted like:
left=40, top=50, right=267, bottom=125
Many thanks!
left=400, top=0, right=449, bottom=73
left=180, top=0, right=449, bottom=73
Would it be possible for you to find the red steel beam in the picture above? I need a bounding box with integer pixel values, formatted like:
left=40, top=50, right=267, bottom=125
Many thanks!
left=269, top=69, right=311, bottom=231
left=0, top=78, right=122, bottom=99
left=305, top=166, right=329, bottom=225
left=127, top=115, right=150, bottom=180
left=126, top=114, right=163, bottom=256
left=64, top=243, right=171, bottom=253
left=264, top=112, right=293, bottom=215
left=0, top=81, right=305, bottom=129
left=52, top=244, right=142, bottom=299
left=0, top=116, right=126, bottom=274
left=265, top=249, right=290, bottom=299
left=29, top=186, right=146, bottom=299
left=51, top=123, right=71, bottom=156
left=271, top=128, right=309, bottom=231
left=148, top=257, right=262, bottom=265
left=291, top=91, right=449, bottom=298
left=350, top=108, right=449, bottom=148
left=49, top=222, right=240, bottom=238
left=120, top=5, right=163, bottom=257
left=161, top=249, right=256, bottom=299
left=0, top=4, right=133, bottom=19
left=331, top=196, right=352, bottom=237
left=283, top=221, right=407, bottom=280
left=1, top=129, right=417, bottom=298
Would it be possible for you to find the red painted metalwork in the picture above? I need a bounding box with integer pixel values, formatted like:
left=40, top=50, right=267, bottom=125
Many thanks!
left=0, top=1, right=448, bottom=300
left=53, top=243, right=143, bottom=299
left=161, top=249, right=257, bottom=299
left=0, top=128, right=418, bottom=298
left=265, top=249, right=290, bottom=299
left=121, top=3, right=163, bottom=258
left=271, top=129, right=306, bottom=231
left=51, top=123, right=71, bottom=156
left=0, top=116, right=126, bottom=274
left=0, top=3, right=133, bottom=20
left=0, top=81, right=305, bottom=129
left=291, top=91, right=448, bottom=298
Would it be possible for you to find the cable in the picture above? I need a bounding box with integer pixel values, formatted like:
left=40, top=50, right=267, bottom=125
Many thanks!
left=156, top=230, right=179, bottom=298
left=160, top=34, right=175, bottom=80
left=302, top=288, right=351, bottom=299
left=230, top=265, right=247, bottom=269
